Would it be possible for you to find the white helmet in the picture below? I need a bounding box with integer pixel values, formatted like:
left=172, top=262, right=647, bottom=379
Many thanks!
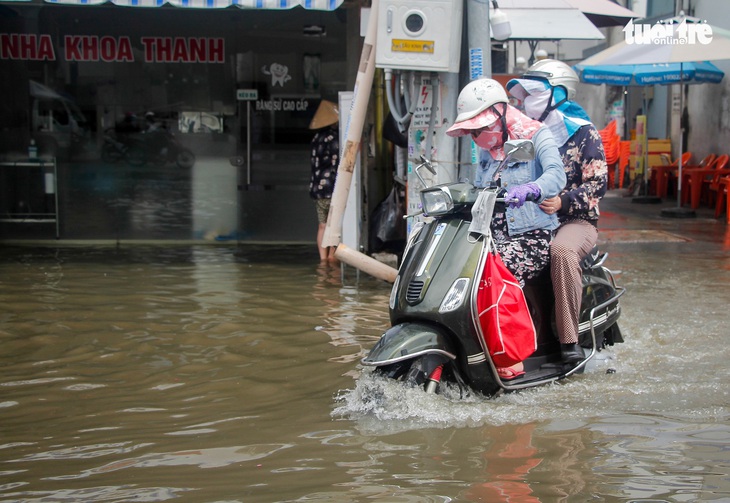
left=453, top=78, right=509, bottom=124
left=524, top=59, right=579, bottom=101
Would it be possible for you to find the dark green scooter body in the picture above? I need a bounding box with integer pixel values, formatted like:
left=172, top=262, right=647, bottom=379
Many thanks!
left=362, top=155, right=625, bottom=397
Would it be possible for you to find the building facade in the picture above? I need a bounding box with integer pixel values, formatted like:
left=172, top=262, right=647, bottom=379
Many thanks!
left=0, top=0, right=363, bottom=241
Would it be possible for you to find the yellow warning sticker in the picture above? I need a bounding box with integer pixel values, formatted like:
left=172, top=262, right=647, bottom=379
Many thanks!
left=391, top=39, right=435, bottom=54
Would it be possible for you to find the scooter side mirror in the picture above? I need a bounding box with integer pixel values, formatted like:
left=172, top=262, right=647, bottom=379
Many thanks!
left=491, top=139, right=536, bottom=183
left=419, top=155, right=437, bottom=175
left=503, top=139, right=535, bottom=162
left=415, top=155, right=437, bottom=188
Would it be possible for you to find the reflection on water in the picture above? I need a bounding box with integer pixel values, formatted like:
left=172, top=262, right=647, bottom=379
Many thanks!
left=0, top=242, right=728, bottom=502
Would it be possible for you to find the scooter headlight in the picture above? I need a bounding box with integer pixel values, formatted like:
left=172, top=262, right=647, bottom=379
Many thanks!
left=421, top=186, right=454, bottom=216
left=439, top=277, right=470, bottom=313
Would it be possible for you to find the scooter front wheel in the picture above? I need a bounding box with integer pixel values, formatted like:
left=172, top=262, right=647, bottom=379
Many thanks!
left=125, top=145, right=147, bottom=167
left=175, top=149, right=196, bottom=169
left=101, top=144, right=123, bottom=163
left=375, top=354, right=448, bottom=393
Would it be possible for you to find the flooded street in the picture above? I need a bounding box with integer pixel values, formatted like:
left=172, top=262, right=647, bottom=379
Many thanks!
left=1, top=193, right=729, bottom=502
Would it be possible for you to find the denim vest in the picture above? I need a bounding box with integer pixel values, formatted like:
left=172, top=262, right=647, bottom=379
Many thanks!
left=475, top=127, right=566, bottom=236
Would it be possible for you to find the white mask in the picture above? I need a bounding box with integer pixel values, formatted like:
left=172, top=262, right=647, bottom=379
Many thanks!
left=523, top=90, right=552, bottom=121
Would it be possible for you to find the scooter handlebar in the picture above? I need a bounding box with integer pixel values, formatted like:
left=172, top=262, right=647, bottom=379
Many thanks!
left=498, top=193, right=539, bottom=206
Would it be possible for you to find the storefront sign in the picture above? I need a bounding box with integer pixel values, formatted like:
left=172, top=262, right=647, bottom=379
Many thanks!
left=0, top=33, right=225, bottom=63
left=236, top=89, right=258, bottom=101
left=255, top=98, right=311, bottom=112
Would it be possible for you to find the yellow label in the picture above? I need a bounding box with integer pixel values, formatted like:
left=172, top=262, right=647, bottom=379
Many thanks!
left=391, top=39, right=434, bottom=54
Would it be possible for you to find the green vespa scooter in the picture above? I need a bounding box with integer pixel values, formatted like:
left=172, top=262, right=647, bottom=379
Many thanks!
left=362, top=140, right=625, bottom=398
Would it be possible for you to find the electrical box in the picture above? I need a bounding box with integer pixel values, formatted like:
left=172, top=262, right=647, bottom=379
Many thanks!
left=375, top=0, right=462, bottom=73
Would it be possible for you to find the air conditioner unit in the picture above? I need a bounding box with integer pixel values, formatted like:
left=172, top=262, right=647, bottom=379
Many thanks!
left=375, top=0, right=462, bottom=73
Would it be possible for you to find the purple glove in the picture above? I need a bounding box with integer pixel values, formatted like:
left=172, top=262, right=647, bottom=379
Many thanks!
left=505, top=182, right=541, bottom=208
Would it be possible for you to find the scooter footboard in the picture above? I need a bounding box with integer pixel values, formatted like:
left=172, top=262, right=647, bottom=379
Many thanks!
left=362, top=322, right=457, bottom=367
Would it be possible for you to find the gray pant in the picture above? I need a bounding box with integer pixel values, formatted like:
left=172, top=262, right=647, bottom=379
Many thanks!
left=550, top=220, right=598, bottom=344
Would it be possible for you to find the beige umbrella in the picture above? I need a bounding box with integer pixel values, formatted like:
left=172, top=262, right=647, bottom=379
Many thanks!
left=580, top=18, right=730, bottom=66
left=564, top=0, right=640, bottom=28
left=578, top=13, right=730, bottom=217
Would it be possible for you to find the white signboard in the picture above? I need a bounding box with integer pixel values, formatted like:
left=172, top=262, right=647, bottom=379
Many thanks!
left=236, top=89, right=258, bottom=101
left=411, top=75, right=442, bottom=129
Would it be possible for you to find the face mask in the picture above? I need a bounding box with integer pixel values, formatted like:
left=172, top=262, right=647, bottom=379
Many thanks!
left=524, top=85, right=569, bottom=122
left=472, top=123, right=504, bottom=150
left=523, top=91, right=551, bottom=121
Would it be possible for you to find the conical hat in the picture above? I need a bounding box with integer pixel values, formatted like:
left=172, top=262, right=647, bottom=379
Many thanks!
left=309, top=100, right=339, bottom=129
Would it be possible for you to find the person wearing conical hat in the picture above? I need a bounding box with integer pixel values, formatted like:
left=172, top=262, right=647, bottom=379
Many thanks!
left=308, top=100, right=340, bottom=261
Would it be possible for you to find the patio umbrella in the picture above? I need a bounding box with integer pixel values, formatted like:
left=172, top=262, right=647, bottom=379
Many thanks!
left=491, top=0, right=607, bottom=65
left=574, top=60, right=725, bottom=202
left=577, top=12, right=730, bottom=217
left=579, top=16, right=730, bottom=66
left=576, top=61, right=725, bottom=86
left=491, top=0, right=640, bottom=69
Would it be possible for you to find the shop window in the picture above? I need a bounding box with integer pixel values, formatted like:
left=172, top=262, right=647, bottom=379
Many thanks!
left=38, top=100, right=70, bottom=127
left=179, top=112, right=223, bottom=134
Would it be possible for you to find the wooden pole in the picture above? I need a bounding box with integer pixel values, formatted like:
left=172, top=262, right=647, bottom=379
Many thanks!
left=334, top=244, right=397, bottom=283
left=322, top=0, right=379, bottom=248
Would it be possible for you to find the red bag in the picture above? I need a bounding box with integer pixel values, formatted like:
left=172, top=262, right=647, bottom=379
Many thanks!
left=475, top=250, right=537, bottom=368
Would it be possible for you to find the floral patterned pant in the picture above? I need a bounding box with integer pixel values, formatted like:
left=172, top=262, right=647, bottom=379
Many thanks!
left=491, top=209, right=552, bottom=287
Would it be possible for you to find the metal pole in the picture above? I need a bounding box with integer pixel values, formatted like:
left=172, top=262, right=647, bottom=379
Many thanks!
left=676, top=68, right=684, bottom=206
left=460, top=0, right=493, bottom=180
left=246, top=101, right=251, bottom=186
left=661, top=62, right=696, bottom=218
left=468, top=0, right=491, bottom=79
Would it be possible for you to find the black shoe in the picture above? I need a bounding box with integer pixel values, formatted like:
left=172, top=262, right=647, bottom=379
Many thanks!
left=561, top=343, right=584, bottom=364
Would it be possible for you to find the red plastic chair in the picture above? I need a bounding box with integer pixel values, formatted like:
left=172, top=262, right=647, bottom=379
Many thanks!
left=599, top=121, right=620, bottom=164
left=599, top=120, right=621, bottom=188
left=683, top=154, right=728, bottom=208
left=711, top=174, right=730, bottom=218
left=685, top=153, right=716, bottom=171
left=617, top=141, right=631, bottom=189
left=659, top=152, right=693, bottom=199
left=703, top=155, right=730, bottom=210
left=710, top=165, right=730, bottom=218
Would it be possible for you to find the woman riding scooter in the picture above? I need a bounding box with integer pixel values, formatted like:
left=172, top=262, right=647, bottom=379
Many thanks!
left=445, top=78, right=566, bottom=381
left=361, top=78, right=624, bottom=394
left=445, top=78, right=566, bottom=286
left=506, top=59, right=608, bottom=364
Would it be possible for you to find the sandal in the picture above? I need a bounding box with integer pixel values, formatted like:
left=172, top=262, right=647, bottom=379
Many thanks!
left=497, top=363, right=525, bottom=381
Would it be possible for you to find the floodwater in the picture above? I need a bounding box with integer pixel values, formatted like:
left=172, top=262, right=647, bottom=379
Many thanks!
left=1, top=195, right=729, bottom=502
